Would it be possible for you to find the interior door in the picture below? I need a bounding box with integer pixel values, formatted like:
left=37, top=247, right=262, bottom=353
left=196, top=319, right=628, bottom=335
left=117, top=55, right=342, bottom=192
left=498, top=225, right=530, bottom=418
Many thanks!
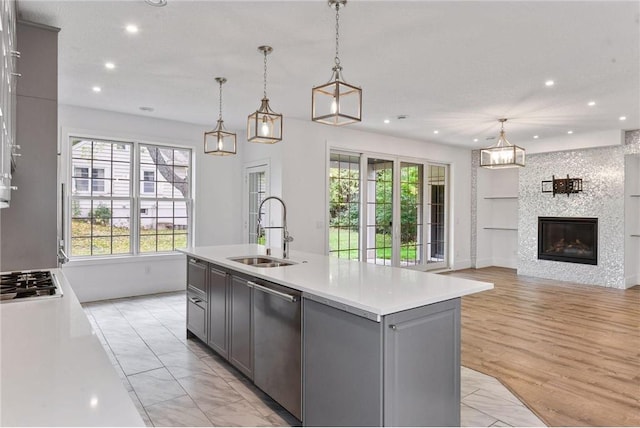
left=364, top=158, right=394, bottom=266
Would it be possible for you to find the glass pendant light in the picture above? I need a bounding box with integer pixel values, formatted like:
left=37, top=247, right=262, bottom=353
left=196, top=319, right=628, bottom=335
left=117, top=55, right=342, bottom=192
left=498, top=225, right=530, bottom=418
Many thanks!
left=480, top=118, right=525, bottom=168
left=204, top=77, right=237, bottom=156
left=248, top=45, right=283, bottom=144
left=312, top=0, right=362, bottom=126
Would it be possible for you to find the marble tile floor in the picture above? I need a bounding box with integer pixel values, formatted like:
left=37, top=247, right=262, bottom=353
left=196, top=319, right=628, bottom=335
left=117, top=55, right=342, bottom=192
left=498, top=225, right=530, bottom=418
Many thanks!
left=83, top=291, right=546, bottom=427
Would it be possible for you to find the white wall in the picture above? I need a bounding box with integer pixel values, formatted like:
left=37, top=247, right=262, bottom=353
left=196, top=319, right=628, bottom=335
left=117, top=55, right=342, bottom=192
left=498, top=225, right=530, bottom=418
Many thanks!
left=59, top=105, right=243, bottom=302
left=278, top=118, right=473, bottom=270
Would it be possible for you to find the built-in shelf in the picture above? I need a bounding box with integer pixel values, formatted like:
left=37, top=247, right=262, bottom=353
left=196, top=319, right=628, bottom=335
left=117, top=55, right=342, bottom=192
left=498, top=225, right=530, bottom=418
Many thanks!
left=483, top=227, right=518, bottom=231
left=483, top=196, right=519, bottom=200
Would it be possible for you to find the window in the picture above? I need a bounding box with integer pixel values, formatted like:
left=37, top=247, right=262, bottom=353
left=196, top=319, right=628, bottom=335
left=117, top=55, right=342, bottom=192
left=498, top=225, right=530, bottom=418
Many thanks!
left=328, top=149, right=448, bottom=269
left=68, top=137, right=191, bottom=257
left=328, top=153, right=360, bottom=259
left=142, top=170, right=155, bottom=194
left=246, top=166, right=267, bottom=245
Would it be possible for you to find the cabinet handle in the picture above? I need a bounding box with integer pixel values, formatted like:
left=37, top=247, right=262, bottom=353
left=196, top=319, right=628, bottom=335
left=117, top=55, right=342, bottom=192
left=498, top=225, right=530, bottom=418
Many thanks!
left=188, top=296, right=202, bottom=304
left=10, top=72, right=21, bottom=77
left=249, top=281, right=298, bottom=303
left=10, top=50, right=20, bottom=58
left=389, top=324, right=397, bottom=331
left=189, top=258, right=197, bottom=263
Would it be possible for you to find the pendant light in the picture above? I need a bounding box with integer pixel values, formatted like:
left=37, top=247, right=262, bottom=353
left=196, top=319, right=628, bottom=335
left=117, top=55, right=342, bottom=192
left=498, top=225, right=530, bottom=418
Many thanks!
left=248, top=46, right=283, bottom=144
left=480, top=118, right=525, bottom=168
left=312, top=0, right=362, bottom=126
left=204, top=77, right=236, bottom=156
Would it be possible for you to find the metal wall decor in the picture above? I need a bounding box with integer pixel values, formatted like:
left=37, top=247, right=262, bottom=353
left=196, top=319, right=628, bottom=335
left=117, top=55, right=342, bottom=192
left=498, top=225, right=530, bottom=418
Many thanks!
left=541, top=175, right=583, bottom=197
left=480, top=118, right=526, bottom=168
left=248, top=46, right=283, bottom=144
left=204, top=77, right=237, bottom=156
left=311, top=0, right=362, bottom=126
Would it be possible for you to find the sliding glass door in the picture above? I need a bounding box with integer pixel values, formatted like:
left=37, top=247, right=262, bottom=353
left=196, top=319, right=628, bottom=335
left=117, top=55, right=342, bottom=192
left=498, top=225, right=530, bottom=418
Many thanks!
left=328, top=150, right=448, bottom=270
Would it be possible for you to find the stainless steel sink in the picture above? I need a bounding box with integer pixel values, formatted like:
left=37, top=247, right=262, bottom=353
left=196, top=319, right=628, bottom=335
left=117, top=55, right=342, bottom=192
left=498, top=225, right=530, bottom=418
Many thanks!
left=228, top=256, right=296, bottom=268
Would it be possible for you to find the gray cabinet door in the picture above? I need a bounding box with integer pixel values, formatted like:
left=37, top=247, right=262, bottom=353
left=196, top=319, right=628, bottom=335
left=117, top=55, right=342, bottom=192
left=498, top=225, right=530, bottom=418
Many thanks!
left=383, top=298, right=461, bottom=427
left=187, top=292, right=207, bottom=341
left=187, top=258, right=207, bottom=294
left=230, top=276, right=253, bottom=379
left=208, top=267, right=229, bottom=358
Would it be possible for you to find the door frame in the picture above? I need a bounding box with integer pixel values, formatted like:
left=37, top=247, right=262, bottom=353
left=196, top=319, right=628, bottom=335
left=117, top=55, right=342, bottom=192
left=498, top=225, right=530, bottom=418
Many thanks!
left=242, top=159, right=270, bottom=244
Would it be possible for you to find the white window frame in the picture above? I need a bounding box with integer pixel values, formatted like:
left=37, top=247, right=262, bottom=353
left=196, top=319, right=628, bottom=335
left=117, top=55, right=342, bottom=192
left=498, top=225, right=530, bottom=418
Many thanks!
left=242, top=159, right=270, bottom=244
left=326, top=146, right=450, bottom=270
left=63, top=132, right=194, bottom=260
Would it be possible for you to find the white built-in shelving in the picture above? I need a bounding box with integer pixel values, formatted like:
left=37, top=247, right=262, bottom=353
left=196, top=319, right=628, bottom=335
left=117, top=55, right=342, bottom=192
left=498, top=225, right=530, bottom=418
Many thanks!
left=624, top=154, right=640, bottom=286
left=476, top=168, right=520, bottom=269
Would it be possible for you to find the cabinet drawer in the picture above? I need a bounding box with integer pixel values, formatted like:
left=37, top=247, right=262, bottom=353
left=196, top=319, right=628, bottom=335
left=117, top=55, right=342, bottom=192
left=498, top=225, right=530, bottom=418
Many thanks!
left=188, top=258, right=207, bottom=294
left=187, top=294, right=207, bottom=341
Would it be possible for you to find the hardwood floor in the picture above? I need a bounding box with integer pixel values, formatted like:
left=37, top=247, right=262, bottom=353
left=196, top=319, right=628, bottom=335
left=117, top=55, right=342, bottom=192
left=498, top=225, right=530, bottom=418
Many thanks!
left=444, top=267, right=640, bottom=427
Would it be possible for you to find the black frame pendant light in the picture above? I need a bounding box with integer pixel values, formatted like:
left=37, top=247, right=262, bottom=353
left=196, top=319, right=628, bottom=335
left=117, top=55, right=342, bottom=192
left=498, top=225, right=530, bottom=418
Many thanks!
left=204, top=77, right=237, bottom=156
left=312, top=0, right=362, bottom=126
left=248, top=46, right=283, bottom=144
left=480, top=118, right=525, bottom=168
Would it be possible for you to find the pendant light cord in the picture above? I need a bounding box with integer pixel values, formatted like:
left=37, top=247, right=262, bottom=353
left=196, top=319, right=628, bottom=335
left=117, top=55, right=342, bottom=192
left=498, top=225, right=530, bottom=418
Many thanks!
left=263, top=50, right=268, bottom=99
left=334, top=3, right=341, bottom=67
left=218, top=80, right=223, bottom=121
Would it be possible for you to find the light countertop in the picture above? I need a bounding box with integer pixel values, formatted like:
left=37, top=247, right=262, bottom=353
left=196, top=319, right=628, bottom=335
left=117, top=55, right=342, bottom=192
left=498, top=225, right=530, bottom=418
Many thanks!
left=0, top=269, right=144, bottom=427
left=180, top=245, right=493, bottom=319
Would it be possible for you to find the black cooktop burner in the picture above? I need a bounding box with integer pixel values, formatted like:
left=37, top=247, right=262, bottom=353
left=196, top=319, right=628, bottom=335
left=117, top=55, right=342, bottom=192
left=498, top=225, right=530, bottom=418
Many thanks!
left=1, top=270, right=58, bottom=299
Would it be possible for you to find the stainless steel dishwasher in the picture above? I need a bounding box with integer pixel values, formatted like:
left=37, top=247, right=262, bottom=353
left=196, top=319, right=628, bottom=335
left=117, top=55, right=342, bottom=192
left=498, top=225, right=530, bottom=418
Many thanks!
left=250, top=280, right=302, bottom=421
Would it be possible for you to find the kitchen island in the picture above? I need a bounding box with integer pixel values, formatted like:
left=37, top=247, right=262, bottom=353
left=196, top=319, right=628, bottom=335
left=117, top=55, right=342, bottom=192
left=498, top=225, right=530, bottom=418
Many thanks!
left=181, top=244, right=493, bottom=427
left=0, top=269, right=144, bottom=427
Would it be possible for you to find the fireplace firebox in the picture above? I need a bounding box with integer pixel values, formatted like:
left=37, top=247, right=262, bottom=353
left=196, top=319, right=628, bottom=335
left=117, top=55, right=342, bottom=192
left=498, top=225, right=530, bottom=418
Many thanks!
left=538, top=217, right=598, bottom=265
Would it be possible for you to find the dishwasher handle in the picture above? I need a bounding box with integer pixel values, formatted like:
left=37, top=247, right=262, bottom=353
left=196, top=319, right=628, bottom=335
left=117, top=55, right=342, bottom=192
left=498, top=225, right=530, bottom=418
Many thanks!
left=249, top=281, right=299, bottom=303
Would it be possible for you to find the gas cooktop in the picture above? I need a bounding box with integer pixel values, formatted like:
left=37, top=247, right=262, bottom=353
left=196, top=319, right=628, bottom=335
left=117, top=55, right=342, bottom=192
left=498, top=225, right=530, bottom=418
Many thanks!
left=0, top=269, right=63, bottom=303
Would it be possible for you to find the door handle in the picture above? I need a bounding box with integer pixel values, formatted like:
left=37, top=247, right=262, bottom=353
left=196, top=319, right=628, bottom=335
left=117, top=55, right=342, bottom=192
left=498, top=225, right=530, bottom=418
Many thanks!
left=249, top=281, right=298, bottom=303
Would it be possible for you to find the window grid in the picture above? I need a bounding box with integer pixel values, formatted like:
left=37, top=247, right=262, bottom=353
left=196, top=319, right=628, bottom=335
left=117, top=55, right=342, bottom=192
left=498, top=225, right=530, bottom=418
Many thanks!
left=329, top=153, right=360, bottom=260
left=69, top=137, right=191, bottom=258
left=366, top=159, right=393, bottom=266
left=427, top=165, right=446, bottom=263
left=400, top=162, right=424, bottom=266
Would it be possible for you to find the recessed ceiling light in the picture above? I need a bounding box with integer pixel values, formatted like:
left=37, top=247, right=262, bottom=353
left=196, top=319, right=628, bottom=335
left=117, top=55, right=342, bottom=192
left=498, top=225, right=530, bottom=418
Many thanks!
left=139, top=106, right=155, bottom=112
left=545, top=80, right=555, bottom=87
left=92, top=86, right=102, bottom=93
left=587, top=101, right=596, bottom=107
left=126, top=24, right=139, bottom=34
left=433, top=130, right=439, bottom=134
left=473, top=138, right=478, bottom=142
left=383, top=119, right=390, bottom=124
left=619, top=116, right=627, bottom=121
left=105, top=62, right=115, bottom=70
left=533, top=135, right=539, bottom=139
left=567, top=130, right=573, bottom=134
left=145, top=0, right=167, bottom=6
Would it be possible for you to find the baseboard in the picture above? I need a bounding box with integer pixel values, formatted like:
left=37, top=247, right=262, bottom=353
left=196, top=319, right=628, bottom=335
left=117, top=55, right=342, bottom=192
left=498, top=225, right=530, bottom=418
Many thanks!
left=475, top=258, right=492, bottom=268
left=492, top=257, right=518, bottom=269
left=625, top=274, right=639, bottom=288
left=452, top=259, right=471, bottom=270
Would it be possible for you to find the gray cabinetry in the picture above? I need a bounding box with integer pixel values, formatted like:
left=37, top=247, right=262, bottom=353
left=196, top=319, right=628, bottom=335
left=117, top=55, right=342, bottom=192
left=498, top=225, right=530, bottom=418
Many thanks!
left=207, top=266, right=229, bottom=358
left=383, top=299, right=460, bottom=427
left=186, top=257, right=208, bottom=342
left=230, top=275, right=253, bottom=379
left=303, top=297, right=461, bottom=427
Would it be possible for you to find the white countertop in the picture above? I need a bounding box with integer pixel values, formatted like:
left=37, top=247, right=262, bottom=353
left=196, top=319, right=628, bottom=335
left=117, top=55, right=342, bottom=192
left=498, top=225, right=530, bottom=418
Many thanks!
left=181, top=245, right=493, bottom=318
left=0, top=269, right=144, bottom=427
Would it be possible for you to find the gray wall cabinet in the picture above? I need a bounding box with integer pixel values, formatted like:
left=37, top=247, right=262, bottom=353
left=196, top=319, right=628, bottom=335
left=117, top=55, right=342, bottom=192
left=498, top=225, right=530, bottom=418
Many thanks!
left=229, top=275, right=253, bottom=379
left=1, top=20, right=59, bottom=271
left=207, top=266, right=229, bottom=358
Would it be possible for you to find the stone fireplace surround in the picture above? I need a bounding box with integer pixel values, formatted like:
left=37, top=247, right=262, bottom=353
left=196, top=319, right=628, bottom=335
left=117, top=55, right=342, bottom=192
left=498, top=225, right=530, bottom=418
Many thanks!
left=517, top=130, right=639, bottom=288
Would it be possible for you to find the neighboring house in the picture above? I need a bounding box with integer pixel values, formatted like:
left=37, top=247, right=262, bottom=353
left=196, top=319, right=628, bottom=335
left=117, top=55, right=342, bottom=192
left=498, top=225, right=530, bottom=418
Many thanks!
left=71, top=140, right=188, bottom=230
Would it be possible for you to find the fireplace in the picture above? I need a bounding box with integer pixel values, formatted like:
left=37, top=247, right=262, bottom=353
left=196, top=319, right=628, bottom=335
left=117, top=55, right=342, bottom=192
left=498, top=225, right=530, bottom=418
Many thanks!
left=538, top=217, right=598, bottom=265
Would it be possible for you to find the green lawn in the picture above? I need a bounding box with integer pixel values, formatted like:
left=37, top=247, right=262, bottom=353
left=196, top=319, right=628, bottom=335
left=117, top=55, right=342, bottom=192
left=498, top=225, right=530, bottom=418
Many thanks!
left=329, top=227, right=418, bottom=261
left=71, top=219, right=187, bottom=256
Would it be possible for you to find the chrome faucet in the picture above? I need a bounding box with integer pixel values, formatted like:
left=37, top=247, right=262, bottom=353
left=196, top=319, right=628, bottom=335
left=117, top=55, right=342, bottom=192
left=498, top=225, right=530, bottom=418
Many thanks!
left=257, top=196, right=294, bottom=259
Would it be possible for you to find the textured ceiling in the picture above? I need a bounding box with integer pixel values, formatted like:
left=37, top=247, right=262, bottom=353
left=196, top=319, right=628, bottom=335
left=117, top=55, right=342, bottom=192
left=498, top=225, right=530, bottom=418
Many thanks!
left=16, top=0, right=640, bottom=149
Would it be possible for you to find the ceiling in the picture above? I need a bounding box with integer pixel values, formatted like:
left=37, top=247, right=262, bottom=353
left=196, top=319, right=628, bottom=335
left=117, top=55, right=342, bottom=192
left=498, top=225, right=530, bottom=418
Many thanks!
left=16, top=0, right=640, bottom=149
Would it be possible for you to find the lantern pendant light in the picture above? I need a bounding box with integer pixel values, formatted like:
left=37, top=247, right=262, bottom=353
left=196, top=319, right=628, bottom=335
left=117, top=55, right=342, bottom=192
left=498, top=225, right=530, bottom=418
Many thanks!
left=204, top=77, right=237, bottom=156
left=312, top=0, right=362, bottom=126
left=480, top=118, right=526, bottom=169
left=248, top=46, right=283, bottom=144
